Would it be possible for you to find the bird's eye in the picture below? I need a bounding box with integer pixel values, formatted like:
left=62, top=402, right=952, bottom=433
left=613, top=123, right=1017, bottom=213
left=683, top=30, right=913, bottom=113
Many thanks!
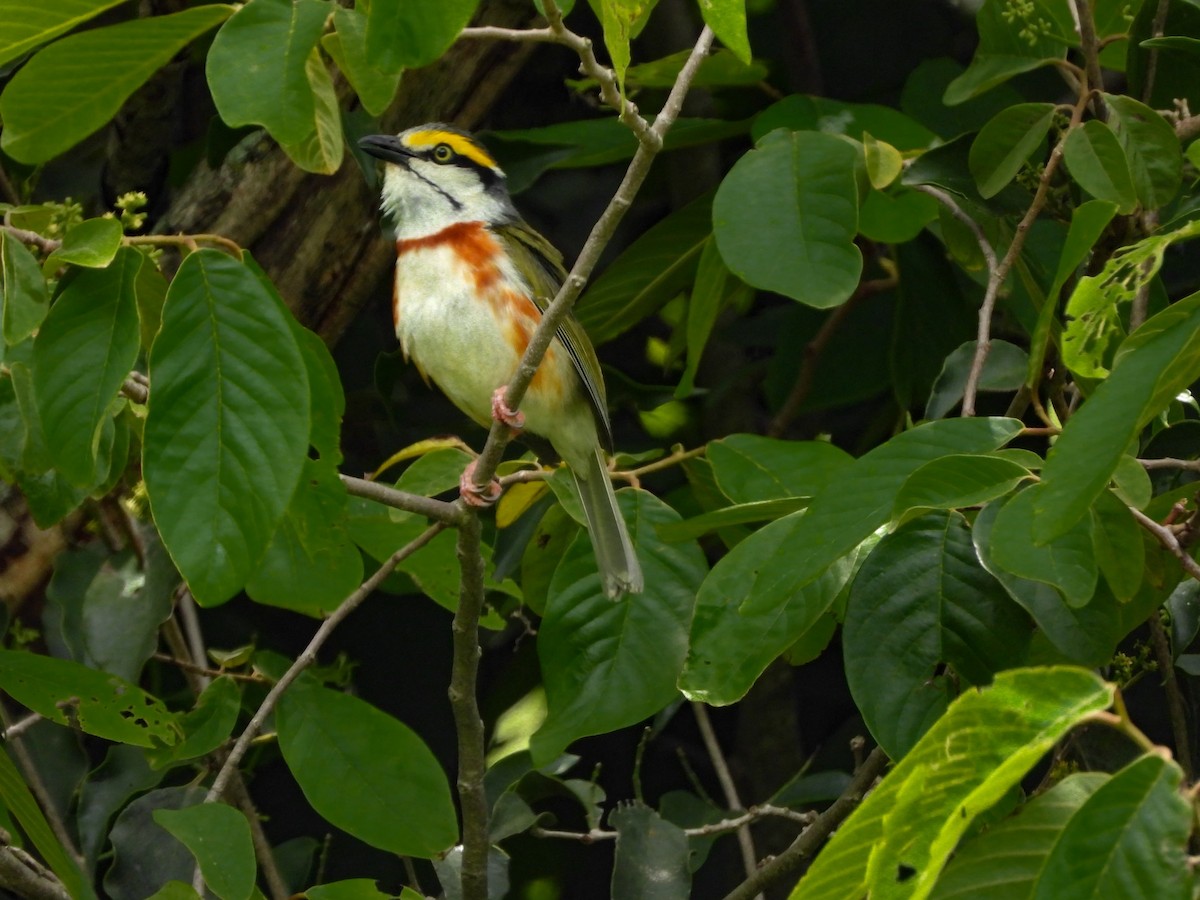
left=432, top=144, right=454, bottom=164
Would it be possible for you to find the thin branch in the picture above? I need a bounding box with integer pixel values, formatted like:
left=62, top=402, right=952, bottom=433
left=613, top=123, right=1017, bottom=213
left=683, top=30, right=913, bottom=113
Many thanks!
left=1, top=712, right=42, bottom=741
left=693, top=703, right=760, bottom=897
left=0, top=832, right=69, bottom=900
left=340, top=474, right=464, bottom=524
left=468, top=25, right=715, bottom=494
left=460, top=25, right=557, bottom=42
left=205, top=522, right=446, bottom=803
left=1147, top=610, right=1193, bottom=779
left=617, top=445, right=706, bottom=486
left=177, top=589, right=211, bottom=690
left=1129, top=506, right=1200, bottom=582
left=151, top=653, right=268, bottom=683
left=1142, top=0, right=1172, bottom=103
left=1073, top=0, right=1106, bottom=114
left=721, top=746, right=890, bottom=900
left=1139, top=457, right=1200, bottom=472
left=450, top=516, right=491, bottom=900
left=0, top=222, right=60, bottom=254
left=532, top=804, right=815, bottom=842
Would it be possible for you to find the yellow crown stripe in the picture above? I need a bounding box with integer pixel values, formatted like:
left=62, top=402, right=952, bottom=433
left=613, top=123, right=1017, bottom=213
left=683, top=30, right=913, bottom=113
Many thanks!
left=405, top=130, right=499, bottom=171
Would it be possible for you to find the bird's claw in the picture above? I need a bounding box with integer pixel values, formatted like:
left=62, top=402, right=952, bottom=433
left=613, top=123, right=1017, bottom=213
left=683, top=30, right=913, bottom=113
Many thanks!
left=492, top=386, right=525, bottom=431
left=460, top=458, right=503, bottom=507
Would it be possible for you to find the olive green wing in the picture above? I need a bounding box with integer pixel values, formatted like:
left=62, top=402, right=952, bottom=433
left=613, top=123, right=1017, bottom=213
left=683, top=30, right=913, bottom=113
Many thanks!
left=497, top=219, right=614, bottom=451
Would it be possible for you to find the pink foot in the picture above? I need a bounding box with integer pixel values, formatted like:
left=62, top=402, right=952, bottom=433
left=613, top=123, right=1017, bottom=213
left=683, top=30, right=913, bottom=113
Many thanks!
left=492, top=386, right=525, bottom=431
left=460, top=458, right=502, bottom=507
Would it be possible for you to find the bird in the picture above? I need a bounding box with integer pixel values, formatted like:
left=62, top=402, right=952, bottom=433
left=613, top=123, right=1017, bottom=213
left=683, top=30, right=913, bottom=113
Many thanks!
left=359, top=123, right=644, bottom=598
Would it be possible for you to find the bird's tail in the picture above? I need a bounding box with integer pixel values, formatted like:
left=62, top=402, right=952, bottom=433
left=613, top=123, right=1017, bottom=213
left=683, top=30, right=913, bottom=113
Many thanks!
left=573, top=448, right=644, bottom=599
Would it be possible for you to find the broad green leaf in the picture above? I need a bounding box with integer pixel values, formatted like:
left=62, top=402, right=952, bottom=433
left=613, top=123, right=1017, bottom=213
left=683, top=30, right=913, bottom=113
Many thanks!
left=991, top=487, right=1098, bottom=608
left=1062, top=120, right=1138, bottom=213
left=859, top=187, right=940, bottom=244
left=324, top=7, right=401, bottom=117
left=134, top=252, right=169, bottom=352
left=1061, top=220, right=1200, bottom=380
left=696, top=0, right=750, bottom=64
left=969, top=103, right=1055, bottom=198
left=902, top=58, right=1025, bottom=140
left=1105, top=93, right=1182, bottom=210
left=680, top=516, right=863, bottom=705
left=149, top=676, right=240, bottom=769
left=144, top=250, right=310, bottom=606
left=930, top=773, right=1108, bottom=899
left=277, top=680, right=457, bottom=858
left=0, top=0, right=126, bottom=67
left=1032, top=755, right=1190, bottom=900
left=147, top=885, right=201, bottom=900
left=365, top=0, right=478, bottom=72
left=0, top=747, right=93, bottom=899
left=893, top=454, right=1033, bottom=516
left=752, top=94, right=936, bottom=151
left=1, top=231, right=50, bottom=345
left=306, top=881, right=396, bottom=900
left=707, top=434, right=853, bottom=503
left=792, top=667, right=1114, bottom=899
left=844, top=513, right=1032, bottom=758
left=1090, top=490, right=1144, bottom=602
left=682, top=419, right=1023, bottom=705
left=530, top=491, right=704, bottom=763
left=46, top=217, right=123, bottom=269
left=927, top=340, right=1029, bottom=419
left=106, top=786, right=208, bottom=898
left=588, top=0, right=657, bottom=93
left=0, top=649, right=178, bottom=747
left=677, top=236, right=734, bottom=397
left=206, top=0, right=328, bottom=147
left=33, top=247, right=140, bottom=485
left=154, top=804, right=255, bottom=900
left=714, top=129, right=862, bottom=308
left=577, top=192, right=712, bottom=344
left=944, top=0, right=1074, bottom=104
left=656, top=497, right=809, bottom=542
left=0, top=6, right=233, bottom=163
left=974, top=500, right=1153, bottom=666
left=1026, top=199, right=1119, bottom=389
left=1037, top=289, right=1200, bottom=541
left=280, top=48, right=344, bottom=174
left=610, top=803, right=691, bottom=900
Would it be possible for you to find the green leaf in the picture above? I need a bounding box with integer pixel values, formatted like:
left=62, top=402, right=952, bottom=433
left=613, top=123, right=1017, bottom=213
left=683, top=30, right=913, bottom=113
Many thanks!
left=1090, top=490, right=1145, bottom=602
left=279, top=48, right=345, bottom=174
left=893, top=454, right=1033, bottom=516
left=153, top=804, right=256, bottom=900
left=791, top=667, right=1114, bottom=899
left=844, top=512, right=1032, bottom=758
left=1037, top=289, right=1200, bottom=541
left=864, top=133, right=905, bottom=189
left=0, top=747, right=93, bottom=899
left=1026, top=199, right=1119, bottom=389
left=860, top=187, right=940, bottom=244
left=33, top=247, right=141, bottom=486
left=930, top=773, right=1108, bottom=899
left=206, top=0, right=328, bottom=147
left=571, top=48, right=765, bottom=90
left=943, top=0, right=1074, bottom=104
left=926, top=340, right=1029, bottom=419
left=696, top=0, right=750, bottom=64
left=677, top=236, right=734, bottom=397
left=588, top=0, right=656, bottom=93
left=107, top=785, right=208, bottom=896
left=1032, top=755, right=1190, bottom=900
left=0, top=649, right=179, bottom=747
left=530, top=491, right=704, bottom=763
left=708, top=434, right=853, bottom=503
left=277, top=680, right=458, bottom=858
left=149, top=676, right=241, bottom=769
left=681, top=419, right=1023, bottom=705
left=323, top=7, right=401, bottom=117
left=46, top=217, right=124, bottom=269
left=714, top=129, right=862, bottom=308
left=0, top=6, right=233, bottom=163
left=134, top=252, right=169, bottom=352
left=144, top=250, right=310, bottom=606
left=752, top=94, right=936, bottom=151
left=0, top=0, right=126, bottom=68
left=1, top=231, right=50, bottom=345
left=576, top=192, right=712, bottom=345
left=365, top=0, right=478, bottom=72
left=306, top=881, right=397, bottom=900
left=991, top=487, right=1098, bottom=608
left=968, top=103, right=1055, bottom=198
left=1062, top=120, right=1138, bottom=213
left=1105, top=93, right=1183, bottom=210
left=610, top=803, right=691, bottom=900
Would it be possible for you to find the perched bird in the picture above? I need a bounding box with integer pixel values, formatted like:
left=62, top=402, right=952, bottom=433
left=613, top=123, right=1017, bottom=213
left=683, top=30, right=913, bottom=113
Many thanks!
left=359, top=123, right=644, bottom=598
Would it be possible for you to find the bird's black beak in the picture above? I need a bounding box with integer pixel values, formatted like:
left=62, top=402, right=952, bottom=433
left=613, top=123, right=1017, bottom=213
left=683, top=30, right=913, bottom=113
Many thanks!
left=358, top=134, right=413, bottom=166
